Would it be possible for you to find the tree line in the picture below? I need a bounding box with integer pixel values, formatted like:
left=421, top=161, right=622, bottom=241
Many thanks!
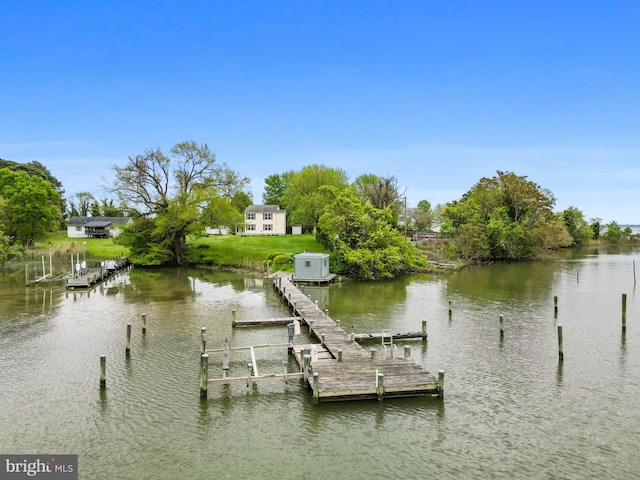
left=0, top=144, right=636, bottom=275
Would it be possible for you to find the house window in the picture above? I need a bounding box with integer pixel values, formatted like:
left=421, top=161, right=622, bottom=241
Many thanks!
left=264, top=213, right=272, bottom=220
left=246, top=224, right=256, bottom=231
left=264, top=224, right=273, bottom=231
left=75, top=226, right=82, bottom=232
left=305, top=261, right=311, bottom=268
left=246, top=213, right=255, bottom=220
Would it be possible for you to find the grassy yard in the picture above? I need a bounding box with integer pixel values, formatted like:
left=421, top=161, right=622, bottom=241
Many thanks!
left=30, top=232, right=329, bottom=270
left=184, top=234, right=329, bottom=270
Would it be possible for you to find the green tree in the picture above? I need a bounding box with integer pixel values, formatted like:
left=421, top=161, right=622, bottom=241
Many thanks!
left=604, top=221, right=622, bottom=243
left=317, top=187, right=418, bottom=279
left=352, top=174, right=404, bottom=226
left=560, top=206, right=592, bottom=245
left=230, top=190, right=253, bottom=213
left=590, top=218, right=602, bottom=240
left=262, top=171, right=293, bottom=206
left=0, top=168, right=61, bottom=246
left=282, top=164, right=349, bottom=233
left=110, top=140, right=248, bottom=265
left=443, top=171, right=562, bottom=261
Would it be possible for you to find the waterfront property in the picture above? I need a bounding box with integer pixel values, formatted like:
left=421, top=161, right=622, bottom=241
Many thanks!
left=66, top=216, right=132, bottom=238
left=240, top=205, right=287, bottom=235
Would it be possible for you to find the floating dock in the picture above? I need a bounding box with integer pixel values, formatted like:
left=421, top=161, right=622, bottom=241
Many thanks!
left=200, top=273, right=443, bottom=403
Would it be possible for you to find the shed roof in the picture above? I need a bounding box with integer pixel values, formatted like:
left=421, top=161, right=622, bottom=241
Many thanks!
left=294, top=252, right=329, bottom=258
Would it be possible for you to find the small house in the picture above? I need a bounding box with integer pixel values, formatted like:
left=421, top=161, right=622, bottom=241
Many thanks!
left=294, top=252, right=330, bottom=281
left=67, top=216, right=132, bottom=238
left=242, top=205, right=286, bottom=235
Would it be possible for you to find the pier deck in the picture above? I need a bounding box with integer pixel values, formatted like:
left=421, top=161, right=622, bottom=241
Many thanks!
left=65, top=257, right=130, bottom=289
left=272, top=273, right=442, bottom=402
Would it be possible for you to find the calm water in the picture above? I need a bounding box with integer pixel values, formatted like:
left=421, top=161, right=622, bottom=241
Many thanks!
left=1, top=247, right=640, bottom=479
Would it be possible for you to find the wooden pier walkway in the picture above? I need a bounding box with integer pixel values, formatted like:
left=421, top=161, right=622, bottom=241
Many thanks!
left=65, top=257, right=130, bottom=289
left=271, top=273, right=442, bottom=402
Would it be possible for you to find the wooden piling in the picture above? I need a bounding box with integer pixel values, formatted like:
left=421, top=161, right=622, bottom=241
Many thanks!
left=437, top=370, right=444, bottom=398
left=448, top=300, right=452, bottom=317
left=303, top=354, right=311, bottom=383
left=404, top=345, right=411, bottom=358
left=554, top=296, right=558, bottom=318
left=231, top=309, right=236, bottom=321
left=337, top=349, right=343, bottom=362
left=312, top=372, right=319, bottom=403
left=200, top=331, right=207, bottom=355
left=557, top=325, right=564, bottom=362
left=200, top=354, right=209, bottom=398
left=100, top=355, right=106, bottom=389
left=142, top=313, right=147, bottom=335
left=622, top=293, right=627, bottom=333
left=125, top=323, right=132, bottom=356
left=500, top=315, right=504, bottom=338
left=422, top=320, right=427, bottom=341
left=370, top=348, right=376, bottom=360
left=376, top=372, right=384, bottom=400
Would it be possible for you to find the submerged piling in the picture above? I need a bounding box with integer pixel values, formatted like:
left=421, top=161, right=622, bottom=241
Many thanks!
left=557, top=325, right=564, bottom=362
left=125, top=323, right=132, bottom=356
left=622, top=293, right=627, bottom=334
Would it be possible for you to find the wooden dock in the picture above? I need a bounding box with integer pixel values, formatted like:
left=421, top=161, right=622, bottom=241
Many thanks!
left=65, top=257, right=131, bottom=289
left=270, top=273, right=442, bottom=402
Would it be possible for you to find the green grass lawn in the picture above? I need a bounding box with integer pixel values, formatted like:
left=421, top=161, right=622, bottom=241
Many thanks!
left=31, top=232, right=328, bottom=270
left=184, top=234, right=329, bottom=270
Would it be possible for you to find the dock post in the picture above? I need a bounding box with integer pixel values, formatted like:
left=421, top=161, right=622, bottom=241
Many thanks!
left=370, top=348, right=376, bottom=360
left=557, top=325, right=564, bottom=362
left=404, top=345, right=411, bottom=358
left=303, top=354, right=311, bottom=382
left=321, top=334, right=325, bottom=346
left=25, top=264, right=29, bottom=286
left=200, top=327, right=207, bottom=355
left=200, top=354, right=209, bottom=398
left=100, top=355, right=106, bottom=390
left=312, top=373, right=319, bottom=403
left=500, top=315, right=504, bottom=339
left=351, top=325, right=355, bottom=341
left=142, top=313, right=147, bottom=335
left=288, top=323, right=295, bottom=352
left=437, top=370, right=445, bottom=398
left=622, top=294, right=627, bottom=334
left=376, top=372, right=384, bottom=400
left=231, top=309, right=236, bottom=322
left=337, top=349, right=343, bottom=362
left=554, top=296, right=558, bottom=318
left=336, top=319, right=341, bottom=328
left=422, top=320, right=427, bottom=341
left=125, top=323, right=132, bottom=357
left=448, top=300, right=452, bottom=318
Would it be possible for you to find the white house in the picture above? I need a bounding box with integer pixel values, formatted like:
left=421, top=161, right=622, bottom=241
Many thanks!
left=66, top=216, right=132, bottom=238
left=242, top=205, right=286, bottom=235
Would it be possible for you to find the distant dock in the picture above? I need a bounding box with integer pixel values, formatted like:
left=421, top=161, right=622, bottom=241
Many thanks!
left=65, top=257, right=131, bottom=289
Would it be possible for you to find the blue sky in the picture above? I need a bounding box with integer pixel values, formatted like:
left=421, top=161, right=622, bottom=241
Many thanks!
left=2, top=1, right=639, bottom=223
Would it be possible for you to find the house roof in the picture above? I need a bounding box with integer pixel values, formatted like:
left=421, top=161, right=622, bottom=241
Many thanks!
left=84, top=220, right=112, bottom=228
left=67, top=216, right=132, bottom=226
left=244, top=205, right=283, bottom=213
